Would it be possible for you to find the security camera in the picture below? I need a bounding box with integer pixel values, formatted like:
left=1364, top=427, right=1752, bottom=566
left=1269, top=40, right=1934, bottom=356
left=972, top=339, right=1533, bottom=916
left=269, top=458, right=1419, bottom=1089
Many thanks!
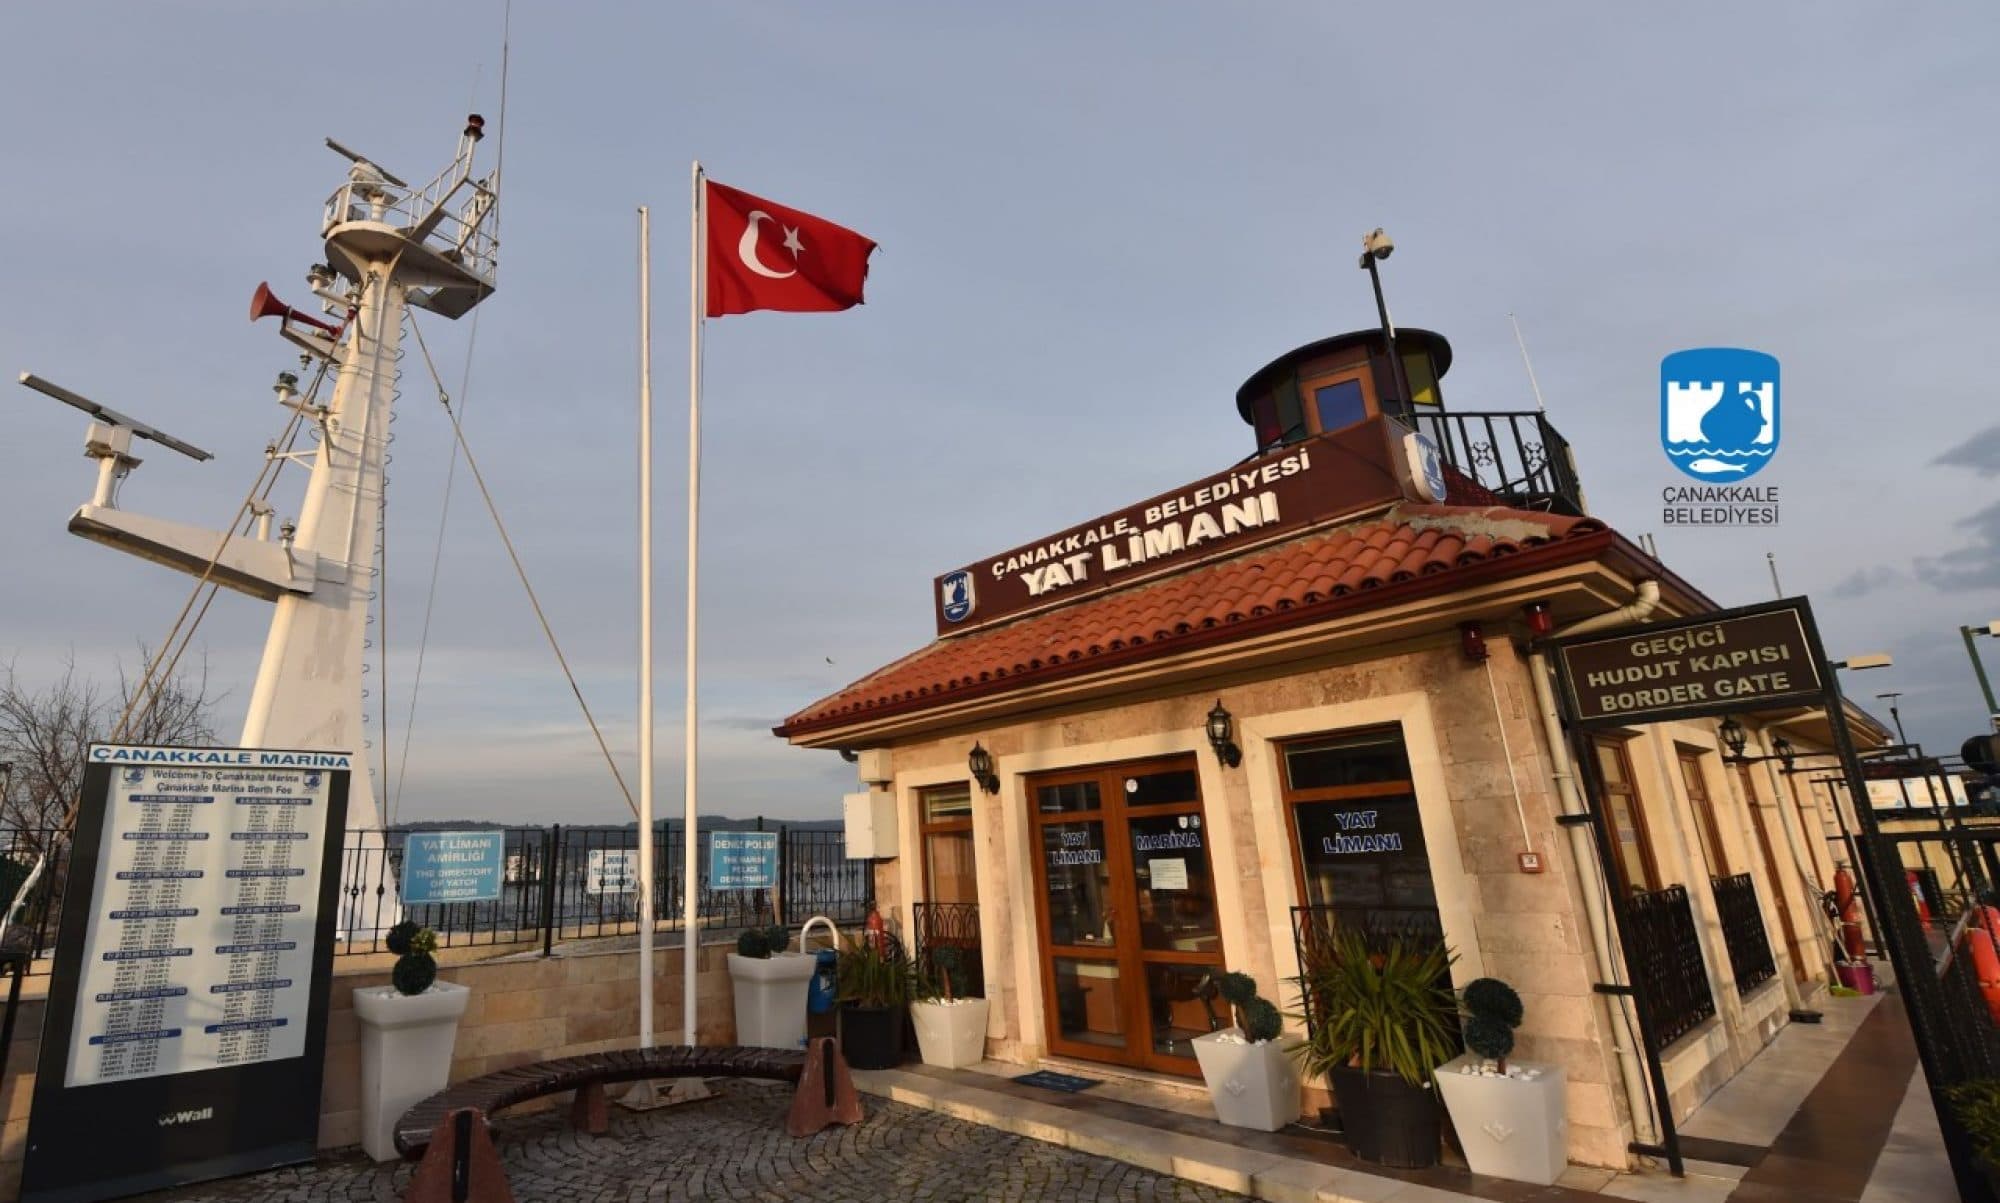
left=1361, top=227, right=1394, bottom=262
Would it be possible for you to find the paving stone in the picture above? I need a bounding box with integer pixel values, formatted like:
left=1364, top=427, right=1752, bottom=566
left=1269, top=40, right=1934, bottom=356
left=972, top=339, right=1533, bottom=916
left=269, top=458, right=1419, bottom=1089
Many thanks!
left=124, top=1082, right=1250, bottom=1202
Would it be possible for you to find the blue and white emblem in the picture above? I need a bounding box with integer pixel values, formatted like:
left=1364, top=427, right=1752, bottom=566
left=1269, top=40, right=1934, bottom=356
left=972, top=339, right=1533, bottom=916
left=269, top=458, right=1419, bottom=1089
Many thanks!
left=1661, top=348, right=1779, bottom=482
left=940, top=570, right=975, bottom=624
left=1408, top=431, right=1456, bottom=501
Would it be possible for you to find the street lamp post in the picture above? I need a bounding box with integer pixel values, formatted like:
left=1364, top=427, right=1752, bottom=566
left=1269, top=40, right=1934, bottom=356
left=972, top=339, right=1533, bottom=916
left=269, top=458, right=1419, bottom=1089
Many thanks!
left=1358, top=228, right=1413, bottom=414
left=1876, top=692, right=1907, bottom=744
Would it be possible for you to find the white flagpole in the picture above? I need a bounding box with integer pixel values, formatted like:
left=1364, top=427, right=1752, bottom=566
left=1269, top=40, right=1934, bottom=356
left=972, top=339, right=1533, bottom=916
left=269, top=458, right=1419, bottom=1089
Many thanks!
left=636, top=206, right=656, bottom=1053
left=684, top=161, right=704, bottom=1046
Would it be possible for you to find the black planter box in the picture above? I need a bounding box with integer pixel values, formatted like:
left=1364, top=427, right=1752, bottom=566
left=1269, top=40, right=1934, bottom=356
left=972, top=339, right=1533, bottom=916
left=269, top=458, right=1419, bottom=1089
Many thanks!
left=1327, top=1065, right=1441, bottom=1169
left=839, top=1003, right=906, bottom=1069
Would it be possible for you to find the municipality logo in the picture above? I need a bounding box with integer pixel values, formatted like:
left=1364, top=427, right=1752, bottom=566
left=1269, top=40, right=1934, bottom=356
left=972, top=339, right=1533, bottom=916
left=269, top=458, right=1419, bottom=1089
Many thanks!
left=940, top=570, right=975, bottom=624
left=1660, top=348, right=1779, bottom=482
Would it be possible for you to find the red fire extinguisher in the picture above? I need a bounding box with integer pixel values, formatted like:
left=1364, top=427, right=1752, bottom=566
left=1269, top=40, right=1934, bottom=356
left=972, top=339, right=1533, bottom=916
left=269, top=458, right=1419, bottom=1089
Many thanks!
left=1834, top=865, right=1865, bottom=961
left=864, top=903, right=887, bottom=954
left=1906, top=870, right=1933, bottom=930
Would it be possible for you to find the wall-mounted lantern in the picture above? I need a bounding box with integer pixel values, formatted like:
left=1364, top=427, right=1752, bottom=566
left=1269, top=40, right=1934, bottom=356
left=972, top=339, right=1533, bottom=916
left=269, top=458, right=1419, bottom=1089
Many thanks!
left=1206, top=700, right=1242, bottom=768
left=967, top=742, right=1000, bottom=795
left=1719, top=716, right=1749, bottom=759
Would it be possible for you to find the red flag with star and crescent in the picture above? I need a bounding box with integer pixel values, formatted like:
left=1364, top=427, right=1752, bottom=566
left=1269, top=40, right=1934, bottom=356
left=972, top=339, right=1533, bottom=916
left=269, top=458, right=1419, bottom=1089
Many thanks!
left=704, top=180, right=877, bottom=318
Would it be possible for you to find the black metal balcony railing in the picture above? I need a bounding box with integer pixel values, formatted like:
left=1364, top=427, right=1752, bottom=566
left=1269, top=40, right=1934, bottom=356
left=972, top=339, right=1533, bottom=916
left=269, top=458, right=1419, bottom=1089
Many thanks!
left=1623, top=885, right=1716, bottom=1049
left=912, top=901, right=983, bottom=998
left=1711, top=872, right=1778, bottom=996
left=1413, top=410, right=1585, bottom=516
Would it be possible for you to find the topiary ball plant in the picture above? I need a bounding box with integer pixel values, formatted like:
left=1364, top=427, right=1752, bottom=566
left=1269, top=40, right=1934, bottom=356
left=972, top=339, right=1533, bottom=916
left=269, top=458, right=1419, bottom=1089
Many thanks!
left=1460, top=976, right=1524, bottom=1071
left=1212, top=970, right=1283, bottom=1044
left=389, top=921, right=439, bottom=997
left=737, top=924, right=791, bottom=959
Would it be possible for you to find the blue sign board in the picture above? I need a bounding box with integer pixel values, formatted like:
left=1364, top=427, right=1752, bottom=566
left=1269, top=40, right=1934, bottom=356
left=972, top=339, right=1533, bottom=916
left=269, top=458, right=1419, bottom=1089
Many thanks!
left=709, top=831, right=779, bottom=890
left=401, top=831, right=505, bottom=904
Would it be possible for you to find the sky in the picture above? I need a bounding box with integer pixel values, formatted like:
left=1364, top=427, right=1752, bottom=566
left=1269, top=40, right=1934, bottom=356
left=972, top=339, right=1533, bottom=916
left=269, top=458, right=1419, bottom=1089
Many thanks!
left=2, top=3, right=1997, bottom=825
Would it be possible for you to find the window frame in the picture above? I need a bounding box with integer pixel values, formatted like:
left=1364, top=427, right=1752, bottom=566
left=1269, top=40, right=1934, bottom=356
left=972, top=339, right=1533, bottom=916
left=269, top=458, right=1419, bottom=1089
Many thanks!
left=917, top=782, right=976, bottom=904
left=1594, top=734, right=1663, bottom=894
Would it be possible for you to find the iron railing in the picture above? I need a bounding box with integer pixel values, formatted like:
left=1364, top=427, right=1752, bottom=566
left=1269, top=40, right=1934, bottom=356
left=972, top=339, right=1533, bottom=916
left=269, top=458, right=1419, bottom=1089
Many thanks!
left=911, top=901, right=983, bottom=998
left=0, top=822, right=874, bottom=973
left=0, top=828, right=69, bottom=964
left=1710, top=873, right=1777, bottom=997
left=1413, top=410, right=1585, bottom=516
left=1623, top=885, right=1715, bottom=1049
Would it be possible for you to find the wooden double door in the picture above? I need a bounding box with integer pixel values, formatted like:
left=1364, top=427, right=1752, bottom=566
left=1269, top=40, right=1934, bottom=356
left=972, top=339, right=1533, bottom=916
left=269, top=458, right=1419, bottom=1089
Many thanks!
left=1026, top=755, right=1225, bottom=1076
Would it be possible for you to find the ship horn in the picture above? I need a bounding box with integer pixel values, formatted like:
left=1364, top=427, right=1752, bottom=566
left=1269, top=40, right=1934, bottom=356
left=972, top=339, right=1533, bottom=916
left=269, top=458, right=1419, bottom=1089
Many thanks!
left=249, top=282, right=340, bottom=335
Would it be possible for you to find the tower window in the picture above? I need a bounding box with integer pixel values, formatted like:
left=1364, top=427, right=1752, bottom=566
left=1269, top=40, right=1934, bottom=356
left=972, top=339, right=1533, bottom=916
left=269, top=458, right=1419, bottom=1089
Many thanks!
left=1312, top=379, right=1367, bottom=432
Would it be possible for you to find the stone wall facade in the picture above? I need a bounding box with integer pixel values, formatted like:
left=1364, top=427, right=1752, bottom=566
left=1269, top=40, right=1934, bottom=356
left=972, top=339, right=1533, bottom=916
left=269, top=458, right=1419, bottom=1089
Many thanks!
left=863, top=628, right=1833, bottom=1170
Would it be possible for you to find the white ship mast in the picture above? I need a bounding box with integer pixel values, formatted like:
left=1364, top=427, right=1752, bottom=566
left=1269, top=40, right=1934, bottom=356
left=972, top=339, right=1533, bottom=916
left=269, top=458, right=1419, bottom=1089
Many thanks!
left=21, top=117, right=499, bottom=933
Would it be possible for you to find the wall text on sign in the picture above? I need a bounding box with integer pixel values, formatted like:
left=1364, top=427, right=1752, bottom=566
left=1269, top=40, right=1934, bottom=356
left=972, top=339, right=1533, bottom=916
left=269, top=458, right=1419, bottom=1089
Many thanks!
left=1319, top=809, right=1405, bottom=855
left=996, top=450, right=1309, bottom=600
left=1556, top=602, right=1825, bottom=727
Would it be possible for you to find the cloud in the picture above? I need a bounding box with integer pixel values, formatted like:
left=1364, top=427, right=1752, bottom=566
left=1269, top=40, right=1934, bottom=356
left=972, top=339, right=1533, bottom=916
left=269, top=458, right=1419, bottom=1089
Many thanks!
left=1914, top=499, right=2000, bottom=591
left=1829, top=564, right=1902, bottom=599
left=1936, top=426, right=2000, bottom=478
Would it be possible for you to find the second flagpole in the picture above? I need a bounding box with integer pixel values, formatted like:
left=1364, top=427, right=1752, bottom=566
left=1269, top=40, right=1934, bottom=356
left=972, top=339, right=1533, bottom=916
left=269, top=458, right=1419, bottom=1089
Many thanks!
left=684, top=161, right=704, bottom=1047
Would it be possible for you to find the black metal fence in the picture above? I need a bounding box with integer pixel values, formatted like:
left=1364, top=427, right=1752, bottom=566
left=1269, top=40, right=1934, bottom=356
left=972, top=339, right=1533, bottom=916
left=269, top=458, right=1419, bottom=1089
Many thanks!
left=1710, top=872, right=1777, bottom=997
left=1413, top=410, right=1585, bottom=516
left=0, top=822, right=874, bottom=973
left=0, top=828, right=69, bottom=966
left=911, top=901, right=982, bottom=998
left=1622, top=885, right=1715, bottom=1050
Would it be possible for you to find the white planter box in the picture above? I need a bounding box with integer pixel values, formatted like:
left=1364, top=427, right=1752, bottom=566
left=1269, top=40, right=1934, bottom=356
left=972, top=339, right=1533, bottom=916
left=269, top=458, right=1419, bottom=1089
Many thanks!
left=728, top=952, right=816, bottom=1049
left=1433, top=1054, right=1568, bottom=1185
left=1192, top=1029, right=1298, bottom=1132
left=353, top=981, right=470, bottom=1162
left=911, top=997, right=989, bottom=1068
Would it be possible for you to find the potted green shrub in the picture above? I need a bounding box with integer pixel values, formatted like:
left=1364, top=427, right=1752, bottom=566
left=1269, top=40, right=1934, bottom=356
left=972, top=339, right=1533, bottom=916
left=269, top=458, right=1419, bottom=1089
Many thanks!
left=727, top=922, right=815, bottom=1049
left=1946, top=1078, right=2000, bottom=1198
left=1191, top=970, right=1298, bottom=1132
left=911, top=945, right=989, bottom=1069
left=352, top=921, right=469, bottom=1161
left=836, top=932, right=915, bottom=1069
left=1433, top=977, right=1568, bottom=1185
left=1292, top=929, right=1456, bottom=1168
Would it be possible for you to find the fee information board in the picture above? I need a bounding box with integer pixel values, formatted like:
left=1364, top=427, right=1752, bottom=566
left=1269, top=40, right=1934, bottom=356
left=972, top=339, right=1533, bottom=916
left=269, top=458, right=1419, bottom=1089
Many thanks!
left=22, top=745, right=350, bottom=1203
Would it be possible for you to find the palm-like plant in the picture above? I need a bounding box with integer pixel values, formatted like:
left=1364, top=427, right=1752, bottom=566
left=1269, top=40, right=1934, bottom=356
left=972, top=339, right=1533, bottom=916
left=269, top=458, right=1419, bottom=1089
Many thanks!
left=1292, top=929, right=1456, bottom=1086
left=836, top=933, right=915, bottom=1009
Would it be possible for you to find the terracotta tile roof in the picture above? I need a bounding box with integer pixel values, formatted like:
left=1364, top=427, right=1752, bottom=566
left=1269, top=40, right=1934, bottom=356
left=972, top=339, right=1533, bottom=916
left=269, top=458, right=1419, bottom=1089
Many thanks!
left=778, top=503, right=1610, bottom=738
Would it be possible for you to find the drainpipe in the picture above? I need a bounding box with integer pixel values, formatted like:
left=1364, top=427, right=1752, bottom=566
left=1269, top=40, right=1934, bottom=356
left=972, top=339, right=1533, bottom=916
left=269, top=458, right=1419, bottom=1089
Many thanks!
left=1755, top=728, right=1841, bottom=990
left=1526, top=579, right=1661, bottom=1148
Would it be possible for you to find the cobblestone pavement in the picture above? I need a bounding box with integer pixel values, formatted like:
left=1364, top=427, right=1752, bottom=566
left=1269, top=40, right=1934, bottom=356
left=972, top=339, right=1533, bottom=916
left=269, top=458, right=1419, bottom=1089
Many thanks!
left=132, top=1082, right=1252, bottom=1202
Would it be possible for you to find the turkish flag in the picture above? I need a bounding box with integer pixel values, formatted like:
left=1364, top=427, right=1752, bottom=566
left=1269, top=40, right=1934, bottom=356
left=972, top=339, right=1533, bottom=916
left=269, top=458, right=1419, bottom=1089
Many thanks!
left=704, top=180, right=876, bottom=318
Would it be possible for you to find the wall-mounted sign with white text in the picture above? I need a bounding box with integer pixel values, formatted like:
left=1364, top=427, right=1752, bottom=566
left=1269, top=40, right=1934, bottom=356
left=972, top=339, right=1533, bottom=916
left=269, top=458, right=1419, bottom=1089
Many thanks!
left=400, top=831, right=505, bottom=904
left=930, top=419, right=1410, bottom=635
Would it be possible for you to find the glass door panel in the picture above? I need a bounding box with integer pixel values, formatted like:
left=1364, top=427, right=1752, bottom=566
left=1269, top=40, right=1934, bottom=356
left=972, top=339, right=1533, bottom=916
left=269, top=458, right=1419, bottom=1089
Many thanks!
left=1052, top=957, right=1125, bottom=1049
left=1129, top=813, right=1218, bottom=954
left=1145, top=962, right=1223, bottom=1060
left=1041, top=820, right=1114, bottom=948
left=1028, top=756, right=1225, bottom=1075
